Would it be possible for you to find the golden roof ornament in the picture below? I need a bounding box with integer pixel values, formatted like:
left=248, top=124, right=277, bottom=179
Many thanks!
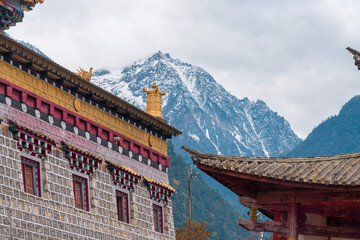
left=143, top=82, right=166, bottom=119
left=75, top=67, right=93, bottom=81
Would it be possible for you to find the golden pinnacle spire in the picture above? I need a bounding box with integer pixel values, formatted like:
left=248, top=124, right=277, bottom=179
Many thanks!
left=143, top=82, right=166, bottom=119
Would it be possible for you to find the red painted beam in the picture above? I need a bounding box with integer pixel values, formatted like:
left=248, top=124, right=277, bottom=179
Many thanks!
left=0, top=77, right=170, bottom=166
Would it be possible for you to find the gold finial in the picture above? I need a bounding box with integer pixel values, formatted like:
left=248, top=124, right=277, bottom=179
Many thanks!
left=143, top=82, right=166, bottom=119
left=74, top=67, right=93, bottom=81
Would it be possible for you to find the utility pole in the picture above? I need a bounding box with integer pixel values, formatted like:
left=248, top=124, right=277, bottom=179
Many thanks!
left=188, top=166, right=192, bottom=221
left=257, top=211, right=263, bottom=240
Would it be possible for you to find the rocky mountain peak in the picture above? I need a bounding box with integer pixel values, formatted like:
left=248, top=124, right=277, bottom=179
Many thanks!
left=92, top=52, right=301, bottom=158
left=148, top=51, right=171, bottom=61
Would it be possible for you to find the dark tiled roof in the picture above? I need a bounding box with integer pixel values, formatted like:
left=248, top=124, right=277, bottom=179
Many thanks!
left=182, top=146, right=360, bottom=186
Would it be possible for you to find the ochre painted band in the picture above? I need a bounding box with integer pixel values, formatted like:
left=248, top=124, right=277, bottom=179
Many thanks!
left=0, top=61, right=167, bottom=155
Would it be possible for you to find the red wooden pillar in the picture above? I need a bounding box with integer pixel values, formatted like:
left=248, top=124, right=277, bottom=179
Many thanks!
left=273, top=211, right=287, bottom=240
left=288, top=203, right=299, bottom=240
left=6, top=85, right=13, bottom=98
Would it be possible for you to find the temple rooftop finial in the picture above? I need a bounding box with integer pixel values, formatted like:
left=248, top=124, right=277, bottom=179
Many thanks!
left=143, top=82, right=166, bottom=119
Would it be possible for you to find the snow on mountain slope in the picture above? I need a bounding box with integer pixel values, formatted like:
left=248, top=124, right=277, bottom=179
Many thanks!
left=13, top=39, right=301, bottom=212
left=92, top=51, right=301, bottom=158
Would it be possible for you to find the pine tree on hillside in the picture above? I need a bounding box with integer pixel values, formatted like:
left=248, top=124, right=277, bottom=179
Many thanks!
left=176, top=219, right=212, bottom=240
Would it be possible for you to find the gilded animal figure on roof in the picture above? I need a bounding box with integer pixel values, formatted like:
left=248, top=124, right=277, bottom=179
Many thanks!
left=75, top=67, right=93, bottom=81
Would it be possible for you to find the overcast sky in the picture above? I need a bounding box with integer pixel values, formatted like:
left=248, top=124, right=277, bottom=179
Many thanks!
left=7, top=0, right=360, bottom=139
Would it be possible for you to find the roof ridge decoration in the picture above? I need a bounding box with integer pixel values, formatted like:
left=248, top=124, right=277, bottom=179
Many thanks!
left=9, top=122, right=56, bottom=158
left=61, top=142, right=103, bottom=176
left=143, top=176, right=175, bottom=203
left=106, top=161, right=141, bottom=190
left=182, top=146, right=360, bottom=186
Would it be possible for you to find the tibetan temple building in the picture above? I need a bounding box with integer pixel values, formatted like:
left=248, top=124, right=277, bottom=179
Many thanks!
left=183, top=48, right=360, bottom=240
left=0, top=1, right=182, bottom=239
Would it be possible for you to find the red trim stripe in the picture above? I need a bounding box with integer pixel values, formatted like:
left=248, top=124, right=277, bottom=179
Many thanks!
left=0, top=77, right=170, bottom=167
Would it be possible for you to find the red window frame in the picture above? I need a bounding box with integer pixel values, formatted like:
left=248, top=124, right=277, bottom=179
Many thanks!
left=21, top=157, right=41, bottom=197
left=153, top=204, right=163, bottom=233
left=116, top=190, right=129, bottom=223
left=73, top=175, right=89, bottom=211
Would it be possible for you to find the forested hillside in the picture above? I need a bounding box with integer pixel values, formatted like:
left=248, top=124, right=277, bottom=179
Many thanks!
left=287, top=95, right=360, bottom=157
left=168, top=142, right=251, bottom=240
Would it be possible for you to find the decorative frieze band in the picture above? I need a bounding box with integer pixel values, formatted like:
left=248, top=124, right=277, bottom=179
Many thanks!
left=0, top=34, right=181, bottom=139
left=8, top=122, right=175, bottom=202
left=61, top=142, right=103, bottom=176
left=0, top=59, right=170, bottom=155
left=143, top=177, right=175, bottom=203
left=9, top=122, right=56, bottom=158
left=0, top=75, right=170, bottom=169
left=107, top=161, right=141, bottom=190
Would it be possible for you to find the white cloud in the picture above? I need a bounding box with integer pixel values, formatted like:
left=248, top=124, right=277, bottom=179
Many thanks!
left=7, top=0, right=360, bottom=138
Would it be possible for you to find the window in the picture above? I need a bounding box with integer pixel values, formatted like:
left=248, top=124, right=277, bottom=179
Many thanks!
left=153, top=204, right=163, bottom=233
left=73, top=175, right=89, bottom=211
left=116, top=190, right=129, bottom=223
left=21, top=157, right=41, bottom=197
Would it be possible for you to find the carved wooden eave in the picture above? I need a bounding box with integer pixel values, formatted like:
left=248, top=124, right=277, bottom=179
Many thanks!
left=0, top=34, right=182, bottom=138
left=182, top=146, right=360, bottom=187
left=182, top=146, right=360, bottom=239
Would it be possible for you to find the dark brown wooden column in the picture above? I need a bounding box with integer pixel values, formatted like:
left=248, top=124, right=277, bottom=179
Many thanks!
left=288, top=203, right=299, bottom=240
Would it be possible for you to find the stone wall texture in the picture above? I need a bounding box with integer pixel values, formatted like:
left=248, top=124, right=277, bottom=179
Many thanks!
left=0, top=103, right=176, bottom=240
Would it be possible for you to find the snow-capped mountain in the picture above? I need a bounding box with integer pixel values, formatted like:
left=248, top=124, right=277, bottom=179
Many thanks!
left=9, top=36, right=300, bottom=158
left=92, top=51, right=301, bottom=158
left=10, top=39, right=301, bottom=214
